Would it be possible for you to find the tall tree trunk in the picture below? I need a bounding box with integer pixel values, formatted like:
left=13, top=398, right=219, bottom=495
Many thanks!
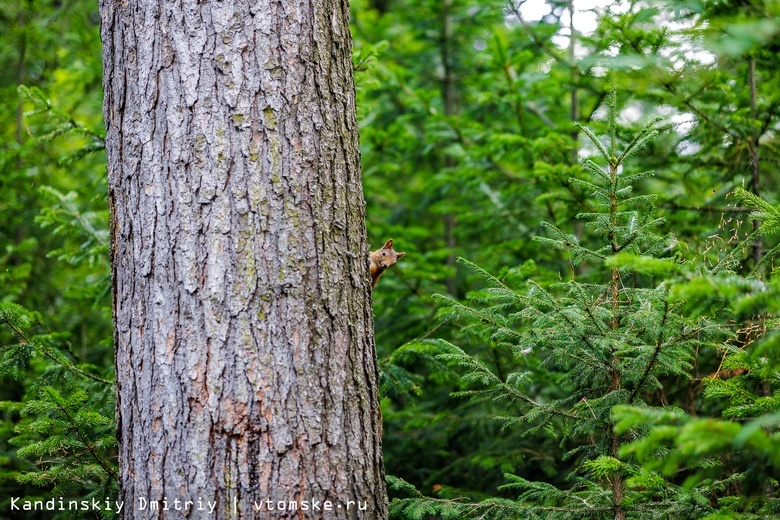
left=100, top=0, right=387, bottom=518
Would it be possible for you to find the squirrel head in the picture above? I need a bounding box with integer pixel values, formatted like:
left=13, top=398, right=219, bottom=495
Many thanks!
left=376, top=239, right=406, bottom=269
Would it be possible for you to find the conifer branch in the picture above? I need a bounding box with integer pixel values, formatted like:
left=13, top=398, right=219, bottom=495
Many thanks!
left=572, top=284, right=609, bottom=335
left=44, top=387, right=118, bottom=480
left=617, top=118, right=662, bottom=165
left=1, top=316, right=113, bottom=385
left=629, top=296, right=669, bottom=403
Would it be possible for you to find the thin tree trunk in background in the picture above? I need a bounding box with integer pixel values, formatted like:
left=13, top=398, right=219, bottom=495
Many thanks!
left=16, top=5, right=26, bottom=146
left=568, top=0, right=579, bottom=148
left=100, top=0, right=387, bottom=517
left=749, top=57, right=762, bottom=264
left=441, top=0, right=458, bottom=297
left=568, top=0, right=584, bottom=251
left=14, top=4, right=27, bottom=249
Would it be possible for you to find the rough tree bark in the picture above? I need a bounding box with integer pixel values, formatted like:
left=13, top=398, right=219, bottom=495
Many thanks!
left=100, top=0, right=387, bottom=518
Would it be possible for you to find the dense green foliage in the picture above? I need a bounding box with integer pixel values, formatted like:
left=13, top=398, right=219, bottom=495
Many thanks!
left=0, top=0, right=778, bottom=518
left=0, top=2, right=115, bottom=517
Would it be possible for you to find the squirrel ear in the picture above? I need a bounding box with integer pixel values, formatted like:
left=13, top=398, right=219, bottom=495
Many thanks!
left=396, top=251, right=406, bottom=259
left=383, top=239, right=394, bottom=249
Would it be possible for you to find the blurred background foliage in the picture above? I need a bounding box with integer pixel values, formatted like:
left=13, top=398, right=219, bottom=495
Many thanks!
left=0, top=0, right=778, bottom=518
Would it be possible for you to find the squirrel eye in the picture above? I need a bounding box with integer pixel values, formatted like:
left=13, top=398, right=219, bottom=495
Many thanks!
left=382, top=252, right=387, bottom=256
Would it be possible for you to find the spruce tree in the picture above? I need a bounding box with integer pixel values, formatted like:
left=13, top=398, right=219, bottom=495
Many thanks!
left=390, top=88, right=728, bottom=519
left=611, top=188, right=780, bottom=519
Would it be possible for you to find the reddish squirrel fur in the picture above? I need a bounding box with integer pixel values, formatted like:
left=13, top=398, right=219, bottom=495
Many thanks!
left=369, top=239, right=406, bottom=289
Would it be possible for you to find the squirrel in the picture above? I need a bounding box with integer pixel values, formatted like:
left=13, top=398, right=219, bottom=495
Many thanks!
left=369, top=239, right=406, bottom=290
